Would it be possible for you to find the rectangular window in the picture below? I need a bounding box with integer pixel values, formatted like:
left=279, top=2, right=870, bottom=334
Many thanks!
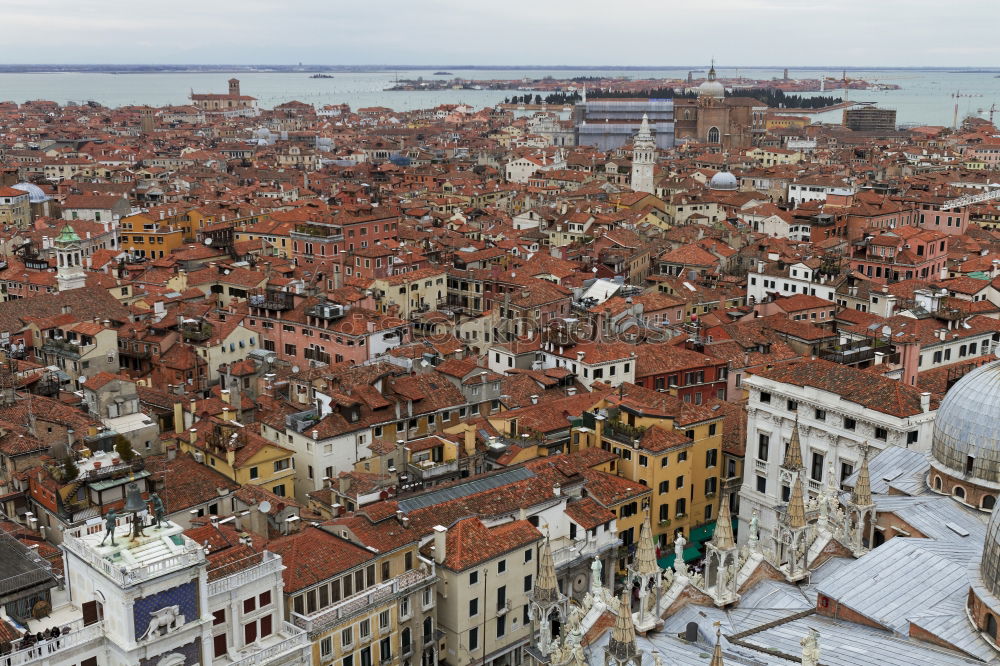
left=469, top=570, right=478, bottom=585
left=243, top=597, right=256, bottom=614
left=815, top=409, right=826, bottom=421
left=875, top=427, right=888, bottom=441
left=756, top=475, right=767, bottom=493
left=843, top=417, right=856, bottom=431
left=639, top=454, right=648, bottom=467
left=758, top=433, right=770, bottom=461
left=469, top=627, right=479, bottom=652
left=342, top=627, right=353, bottom=648
left=524, top=574, right=533, bottom=592
left=469, top=598, right=479, bottom=617
left=498, top=560, right=506, bottom=574
left=496, top=614, right=506, bottom=638
left=213, top=609, right=225, bottom=625
left=810, top=451, right=824, bottom=482
left=759, top=391, right=771, bottom=404
left=524, top=548, right=533, bottom=563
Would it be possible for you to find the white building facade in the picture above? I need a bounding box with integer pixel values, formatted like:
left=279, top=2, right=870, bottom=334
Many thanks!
left=736, top=362, right=937, bottom=545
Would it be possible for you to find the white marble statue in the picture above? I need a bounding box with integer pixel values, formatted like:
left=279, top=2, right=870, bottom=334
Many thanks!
left=590, top=556, right=603, bottom=597
left=748, top=511, right=760, bottom=550
left=801, top=628, right=820, bottom=666
left=673, top=532, right=687, bottom=574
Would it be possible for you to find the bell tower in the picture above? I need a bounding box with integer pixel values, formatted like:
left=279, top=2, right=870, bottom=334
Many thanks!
left=229, top=78, right=241, bottom=97
left=629, top=114, right=655, bottom=195
left=55, top=223, right=85, bottom=292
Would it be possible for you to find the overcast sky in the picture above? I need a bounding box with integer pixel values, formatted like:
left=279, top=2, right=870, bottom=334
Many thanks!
left=7, top=0, right=1000, bottom=66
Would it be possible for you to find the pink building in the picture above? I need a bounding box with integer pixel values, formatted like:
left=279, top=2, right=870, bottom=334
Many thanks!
left=246, top=294, right=410, bottom=366
left=849, top=226, right=948, bottom=284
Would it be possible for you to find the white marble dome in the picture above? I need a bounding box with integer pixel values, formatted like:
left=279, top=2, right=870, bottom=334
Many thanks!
left=709, top=170, right=738, bottom=191
left=931, top=360, right=1000, bottom=484
left=12, top=182, right=48, bottom=202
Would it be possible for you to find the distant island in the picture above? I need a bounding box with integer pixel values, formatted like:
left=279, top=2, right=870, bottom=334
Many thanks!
left=309, top=73, right=334, bottom=79
left=0, top=64, right=996, bottom=74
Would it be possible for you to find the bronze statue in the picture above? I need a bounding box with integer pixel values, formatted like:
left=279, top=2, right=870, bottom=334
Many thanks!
left=100, top=510, right=118, bottom=546
left=150, top=493, right=166, bottom=528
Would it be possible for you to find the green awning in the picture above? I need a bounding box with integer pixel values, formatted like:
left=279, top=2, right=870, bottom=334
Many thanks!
left=689, top=521, right=716, bottom=544
left=657, top=545, right=702, bottom=570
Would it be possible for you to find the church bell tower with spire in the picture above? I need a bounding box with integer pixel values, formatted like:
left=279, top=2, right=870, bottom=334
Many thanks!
left=629, top=114, right=655, bottom=195
left=55, top=223, right=86, bottom=292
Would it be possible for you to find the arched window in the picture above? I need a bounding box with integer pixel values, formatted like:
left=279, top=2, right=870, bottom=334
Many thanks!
left=984, top=495, right=996, bottom=511
left=934, top=476, right=942, bottom=490
left=708, top=127, right=720, bottom=143
left=955, top=486, right=966, bottom=500
left=987, top=613, right=998, bottom=640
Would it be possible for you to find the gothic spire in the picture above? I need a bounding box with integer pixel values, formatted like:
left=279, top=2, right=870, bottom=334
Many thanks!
left=533, top=537, right=561, bottom=604
left=711, top=499, right=736, bottom=551
left=634, top=513, right=659, bottom=576
left=710, top=623, right=725, bottom=666
left=782, top=416, right=805, bottom=471
left=606, top=589, right=639, bottom=662
left=852, top=444, right=873, bottom=507
left=787, top=475, right=806, bottom=529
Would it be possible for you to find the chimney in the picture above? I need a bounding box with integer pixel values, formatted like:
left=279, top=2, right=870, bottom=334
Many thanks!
left=433, top=525, right=447, bottom=564
left=463, top=426, right=476, bottom=457
left=166, top=443, right=177, bottom=460
left=920, top=391, right=931, bottom=414
left=188, top=427, right=197, bottom=445
left=530, top=395, right=539, bottom=405
left=566, top=387, right=577, bottom=396
left=172, top=401, right=184, bottom=434
left=220, top=389, right=231, bottom=405
left=898, top=337, right=920, bottom=387
left=552, top=483, right=561, bottom=497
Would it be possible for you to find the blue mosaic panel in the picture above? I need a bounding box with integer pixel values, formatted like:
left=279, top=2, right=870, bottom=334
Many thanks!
left=139, top=638, right=201, bottom=666
left=132, top=581, right=199, bottom=642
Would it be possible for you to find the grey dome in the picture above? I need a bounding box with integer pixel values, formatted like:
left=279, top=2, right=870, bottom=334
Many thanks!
left=710, top=171, right=738, bottom=191
left=12, top=182, right=48, bottom=203
left=697, top=80, right=725, bottom=99
left=931, top=360, right=1000, bottom=483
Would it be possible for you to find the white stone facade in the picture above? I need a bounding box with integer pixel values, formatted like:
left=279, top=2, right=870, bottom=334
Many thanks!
left=736, top=373, right=936, bottom=545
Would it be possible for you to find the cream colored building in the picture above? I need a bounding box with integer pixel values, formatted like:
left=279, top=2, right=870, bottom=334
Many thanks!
left=430, top=518, right=542, bottom=666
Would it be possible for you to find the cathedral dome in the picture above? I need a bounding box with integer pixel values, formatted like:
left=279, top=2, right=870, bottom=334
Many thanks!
left=930, top=360, right=1000, bottom=493
left=709, top=170, right=738, bottom=190
left=12, top=182, right=48, bottom=203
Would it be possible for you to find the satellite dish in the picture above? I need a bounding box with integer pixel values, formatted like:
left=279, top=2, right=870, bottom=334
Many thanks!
left=881, top=325, right=892, bottom=338
left=204, top=238, right=213, bottom=246
left=291, top=365, right=300, bottom=374
left=78, top=375, right=87, bottom=384
left=258, top=500, right=272, bottom=514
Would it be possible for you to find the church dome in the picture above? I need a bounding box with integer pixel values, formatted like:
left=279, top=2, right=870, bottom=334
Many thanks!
left=697, top=80, right=726, bottom=99
left=709, top=170, right=738, bottom=191
left=12, top=182, right=48, bottom=203
left=930, top=360, right=1000, bottom=488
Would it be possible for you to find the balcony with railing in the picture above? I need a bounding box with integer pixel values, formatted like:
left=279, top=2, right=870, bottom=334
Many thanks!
left=0, top=619, right=104, bottom=666
left=551, top=535, right=620, bottom=571
left=207, top=551, right=283, bottom=597
left=292, top=223, right=344, bottom=240
left=224, top=622, right=309, bottom=666
left=290, top=564, right=436, bottom=635
left=249, top=289, right=295, bottom=312
left=602, top=419, right=646, bottom=447
left=406, top=458, right=459, bottom=481
left=41, top=337, right=91, bottom=359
